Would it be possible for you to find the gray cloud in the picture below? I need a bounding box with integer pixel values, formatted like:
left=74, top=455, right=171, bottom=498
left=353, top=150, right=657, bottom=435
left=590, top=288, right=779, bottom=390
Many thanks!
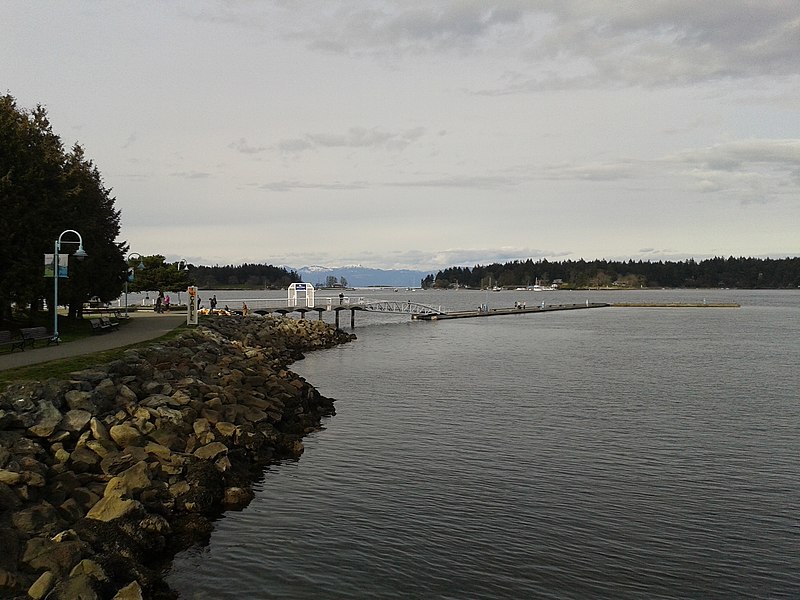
left=387, top=173, right=522, bottom=189
left=258, top=137, right=800, bottom=202
left=531, top=2, right=800, bottom=87
left=277, top=138, right=314, bottom=153
left=278, top=126, right=425, bottom=154
left=537, top=162, right=641, bottom=182
left=289, top=1, right=799, bottom=90
left=229, top=137, right=268, bottom=154
left=669, top=139, right=800, bottom=201
left=300, top=3, right=526, bottom=55
left=121, top=133, right=137, bottom=149
left=170, top=171, right=212, bottom=179
left=258, top=180, right=367, bottom=192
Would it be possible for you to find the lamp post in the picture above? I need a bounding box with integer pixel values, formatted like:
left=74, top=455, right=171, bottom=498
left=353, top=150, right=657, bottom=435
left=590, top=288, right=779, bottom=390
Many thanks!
left=52, top=230, right=87, bottom=342
left=176, top=259, right=188, bottom=305
left=124, top=253, right=145, bottom=317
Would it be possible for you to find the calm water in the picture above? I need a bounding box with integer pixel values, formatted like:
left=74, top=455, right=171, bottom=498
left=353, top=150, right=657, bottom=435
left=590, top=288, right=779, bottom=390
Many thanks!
left=166, top=290, right=800, bottom=599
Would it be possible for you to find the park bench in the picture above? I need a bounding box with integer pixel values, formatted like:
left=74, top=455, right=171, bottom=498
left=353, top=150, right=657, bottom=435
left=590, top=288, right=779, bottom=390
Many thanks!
left=20, top=326, right=57, bottom=348
left=89, top=319, right=108, bottom=334
left=100, top=317, right=120, bottom=331
left=0, top=330, right=25, bottom=353
left=90, top=318, right=120, bottom=334
left=84, top=306, right=129, bottom=319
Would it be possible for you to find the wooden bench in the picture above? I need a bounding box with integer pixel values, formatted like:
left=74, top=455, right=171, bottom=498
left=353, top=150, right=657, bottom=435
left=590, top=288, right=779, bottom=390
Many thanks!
left=100, top=317, right=120, bottom=331
left=0, top=330, right=25, bottom=353
left=90, top=318, right=120, bottom=334
left=89, top=319, right=108, bottom=335
left=20, top=326, right=57, bottom=347
left=84, top=307, right=129, bottom=319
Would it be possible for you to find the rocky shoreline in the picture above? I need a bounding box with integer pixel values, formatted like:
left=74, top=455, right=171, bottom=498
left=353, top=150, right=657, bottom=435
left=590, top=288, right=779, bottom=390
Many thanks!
left=0, top=316, right=354, bottom=599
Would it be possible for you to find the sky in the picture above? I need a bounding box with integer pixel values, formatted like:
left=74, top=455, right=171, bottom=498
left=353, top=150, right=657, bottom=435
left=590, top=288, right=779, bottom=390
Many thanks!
left=2, top=1, right=799, bottom=271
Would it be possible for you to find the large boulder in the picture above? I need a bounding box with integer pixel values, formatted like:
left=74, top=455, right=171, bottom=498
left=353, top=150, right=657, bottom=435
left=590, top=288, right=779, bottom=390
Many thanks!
left=109, top=425, right=144, bottom=449
left=28, top=400, right=63, bottom=438
left=85, top=495, right=142, bottom=523
left=61, top=409, right=93, bottom=434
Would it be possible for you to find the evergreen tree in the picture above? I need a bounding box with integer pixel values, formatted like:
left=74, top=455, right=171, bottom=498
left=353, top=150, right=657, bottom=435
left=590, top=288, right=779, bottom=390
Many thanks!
left=0, top=94, right=127, bottom=324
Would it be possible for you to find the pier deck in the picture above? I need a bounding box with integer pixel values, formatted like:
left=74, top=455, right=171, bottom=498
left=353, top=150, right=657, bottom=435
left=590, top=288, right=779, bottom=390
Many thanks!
left=242, top=299, right=738, bottom=328
left=610, top=302, right=740, bottom=308
left=413, top=302, right=610, bottom=320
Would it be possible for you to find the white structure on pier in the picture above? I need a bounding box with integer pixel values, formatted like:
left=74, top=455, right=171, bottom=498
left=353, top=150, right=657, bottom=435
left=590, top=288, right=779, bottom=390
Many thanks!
left=288, top=282, right=315, bottom=307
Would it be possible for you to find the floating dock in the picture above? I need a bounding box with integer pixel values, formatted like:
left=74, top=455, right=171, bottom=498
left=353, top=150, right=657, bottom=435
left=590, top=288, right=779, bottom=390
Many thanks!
left=610, top=302, right=740, bottom=308
left=413, top=302, right=610, bottom=320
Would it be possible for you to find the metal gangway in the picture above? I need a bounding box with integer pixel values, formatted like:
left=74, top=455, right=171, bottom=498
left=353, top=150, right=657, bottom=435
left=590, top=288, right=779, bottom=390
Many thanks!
left=352, top=298, right=445, bottom=316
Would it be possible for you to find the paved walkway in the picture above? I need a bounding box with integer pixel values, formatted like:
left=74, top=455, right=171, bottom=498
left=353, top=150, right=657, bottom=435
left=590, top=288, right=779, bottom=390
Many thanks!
left=0, top=313, right=186, bottom=371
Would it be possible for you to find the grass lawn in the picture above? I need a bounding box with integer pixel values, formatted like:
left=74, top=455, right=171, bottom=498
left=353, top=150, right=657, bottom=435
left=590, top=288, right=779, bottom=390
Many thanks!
left=0, top=316, right=187, bottom=391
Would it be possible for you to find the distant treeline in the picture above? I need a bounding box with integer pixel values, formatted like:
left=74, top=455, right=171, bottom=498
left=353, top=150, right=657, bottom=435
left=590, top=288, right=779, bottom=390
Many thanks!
left=190, top=264, right=301, bottom=289
left=423, top=257, right=800, bottom=289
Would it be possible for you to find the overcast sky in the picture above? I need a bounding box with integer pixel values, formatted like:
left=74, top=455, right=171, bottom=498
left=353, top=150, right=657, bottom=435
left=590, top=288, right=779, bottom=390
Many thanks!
left=3, top=1, right=799, bottom=270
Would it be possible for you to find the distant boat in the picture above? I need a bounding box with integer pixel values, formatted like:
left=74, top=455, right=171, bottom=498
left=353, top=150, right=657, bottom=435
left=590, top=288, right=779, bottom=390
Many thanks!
left=530, top=278, right=555, bottom=291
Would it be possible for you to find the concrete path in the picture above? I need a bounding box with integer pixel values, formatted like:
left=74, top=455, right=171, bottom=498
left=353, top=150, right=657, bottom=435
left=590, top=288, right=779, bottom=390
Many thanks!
left=0, top=313, right=186, bottom=371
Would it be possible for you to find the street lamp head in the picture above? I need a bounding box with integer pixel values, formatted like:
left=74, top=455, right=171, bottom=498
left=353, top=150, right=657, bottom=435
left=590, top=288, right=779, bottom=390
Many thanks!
left=73, top=247, right=88, bottom=261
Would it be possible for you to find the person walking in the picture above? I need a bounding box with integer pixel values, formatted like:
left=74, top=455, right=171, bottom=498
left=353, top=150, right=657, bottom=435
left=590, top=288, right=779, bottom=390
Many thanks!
left=156, top=291, right=164, bottom=314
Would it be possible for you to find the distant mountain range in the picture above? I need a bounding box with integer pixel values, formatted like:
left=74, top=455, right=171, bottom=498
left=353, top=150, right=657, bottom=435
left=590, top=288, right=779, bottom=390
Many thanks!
left=289, top=265, right=433, bottom=288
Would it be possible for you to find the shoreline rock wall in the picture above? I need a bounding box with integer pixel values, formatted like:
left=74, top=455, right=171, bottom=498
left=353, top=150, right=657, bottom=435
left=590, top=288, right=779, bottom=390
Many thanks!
left=0, top=316, right=354, bottom=599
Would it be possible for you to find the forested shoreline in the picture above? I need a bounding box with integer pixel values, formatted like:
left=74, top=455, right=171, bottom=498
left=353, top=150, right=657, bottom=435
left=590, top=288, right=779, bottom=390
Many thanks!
left=423, top=257, right=800, bottom=289
left=189, top=264, right=300, bottom=290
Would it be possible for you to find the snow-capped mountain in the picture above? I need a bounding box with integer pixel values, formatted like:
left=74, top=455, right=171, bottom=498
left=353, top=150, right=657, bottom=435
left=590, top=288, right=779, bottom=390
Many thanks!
left=290, top=265, right=433, bottom=287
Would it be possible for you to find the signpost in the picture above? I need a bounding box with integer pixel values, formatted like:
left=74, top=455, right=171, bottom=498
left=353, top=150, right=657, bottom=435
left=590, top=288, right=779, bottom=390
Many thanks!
left=187, top=286, right=198, bottom=325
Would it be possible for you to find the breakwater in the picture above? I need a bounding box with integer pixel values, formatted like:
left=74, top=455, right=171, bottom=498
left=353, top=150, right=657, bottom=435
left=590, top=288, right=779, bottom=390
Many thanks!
left=0, top=316, right=354, bottom=599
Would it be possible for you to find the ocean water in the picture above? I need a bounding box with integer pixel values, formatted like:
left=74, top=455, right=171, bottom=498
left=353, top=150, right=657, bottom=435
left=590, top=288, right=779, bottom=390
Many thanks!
left=166, top=290, right=800, bottom=599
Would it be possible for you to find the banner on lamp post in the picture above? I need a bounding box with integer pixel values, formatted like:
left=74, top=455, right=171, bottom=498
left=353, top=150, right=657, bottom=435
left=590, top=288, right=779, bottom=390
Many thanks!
left=44, top=254, right=69, bottom=278
left=187, top=286, right=198, bottom=325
